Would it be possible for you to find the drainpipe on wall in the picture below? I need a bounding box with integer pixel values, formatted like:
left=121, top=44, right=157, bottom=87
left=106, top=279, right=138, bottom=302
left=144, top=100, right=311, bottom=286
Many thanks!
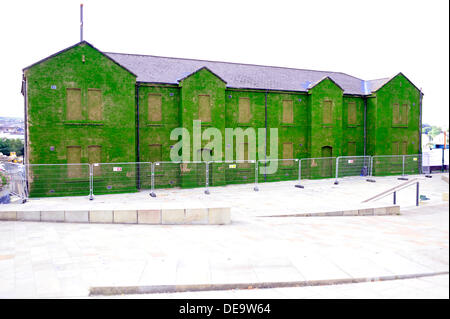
left=363, top=96, right=367, bottom=157
left=264, top=89, right=268, bottom=182
left=22, top=74, right=29, bottom=192
left=135, top=82, right=141, bottom=189
left=419, top=88, right=423, bottom=156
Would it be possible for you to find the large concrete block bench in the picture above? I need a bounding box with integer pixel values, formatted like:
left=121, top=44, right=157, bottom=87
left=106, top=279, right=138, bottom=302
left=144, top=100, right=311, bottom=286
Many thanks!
left=0, top=207, right=231, bottom=225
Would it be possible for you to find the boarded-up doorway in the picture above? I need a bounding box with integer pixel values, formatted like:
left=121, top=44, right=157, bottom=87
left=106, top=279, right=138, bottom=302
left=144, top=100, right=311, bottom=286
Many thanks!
left=321, top=146, right=333, bottom=177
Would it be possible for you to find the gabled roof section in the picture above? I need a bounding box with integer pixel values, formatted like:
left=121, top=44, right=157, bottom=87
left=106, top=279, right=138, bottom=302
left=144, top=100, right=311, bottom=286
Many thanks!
left=22, top=41, right=137, bottom=77
left=177, top=66, right=227, bottom=84
left=307, top=76, right=344, bottom=92
left=367, top=72, right=421, bottom=94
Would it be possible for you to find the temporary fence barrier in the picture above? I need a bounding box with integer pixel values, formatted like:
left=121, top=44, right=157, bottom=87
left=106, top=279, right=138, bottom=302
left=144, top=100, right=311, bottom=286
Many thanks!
left=334, top=156, right=371, bottom=185
left=371, top=154, right=422, bottom=180
left=1, top=162, right=27, bottom=202
left=255, top=158, right=299, bottom=191
left=150, top=161, right=207, bottom=197
left=208, top=160, right=257, bottom=190
left=92, top=162, right=152, bottom=196
left=26, top=163, right=90, bottom=197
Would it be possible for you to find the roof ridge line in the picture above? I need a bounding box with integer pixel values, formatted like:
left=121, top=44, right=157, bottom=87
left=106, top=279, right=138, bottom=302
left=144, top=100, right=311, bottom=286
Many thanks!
left=105, top=51, right=363, bottom=80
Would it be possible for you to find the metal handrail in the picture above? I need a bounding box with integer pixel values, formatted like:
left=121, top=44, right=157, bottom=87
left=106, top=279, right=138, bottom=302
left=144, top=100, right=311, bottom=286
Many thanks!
left=361, top=178, right=421, bottom=206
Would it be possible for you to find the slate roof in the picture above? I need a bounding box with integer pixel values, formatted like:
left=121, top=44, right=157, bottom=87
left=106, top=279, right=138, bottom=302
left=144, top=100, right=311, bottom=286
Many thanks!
left=105, top=51, right=371, bottom=95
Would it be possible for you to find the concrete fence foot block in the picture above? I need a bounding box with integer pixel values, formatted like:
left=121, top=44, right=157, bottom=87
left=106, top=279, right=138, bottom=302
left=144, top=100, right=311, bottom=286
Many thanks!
left=0, top=211, right=17, bottom=221
left=41, top=211, right=65, bottom=222
left=185, top=208, right=208, bottom=224
left=89, top=210, right=113, bottom=223
left=138, top=210, right=161, bottom=224
left=17, top=211, right=40, bottom=221
left=162, top=209, right=185, bottom=225
left=113, top=210, right=138, bottom=224
left=65, top=211, right=89, bottom=223
left=208, top=207, right=231, bottom=225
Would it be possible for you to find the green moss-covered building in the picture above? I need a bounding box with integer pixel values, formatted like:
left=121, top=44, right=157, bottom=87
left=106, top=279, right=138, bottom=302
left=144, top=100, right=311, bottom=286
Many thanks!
left=22, top=41, right=423, bottom=195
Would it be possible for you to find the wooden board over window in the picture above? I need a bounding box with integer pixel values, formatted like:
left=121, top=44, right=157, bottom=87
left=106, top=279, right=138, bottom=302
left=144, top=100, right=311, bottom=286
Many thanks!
left=392, top=141, right=400, bottom=155
left=282, top=100, right=293, bottom=124
left=88, top=89, right=102, bottom=121
left=401, top=141, right=407, bottom=155
left=238, top=97, right=251, bottom=123
left=149, top=144, right=162, bottom=163
left=198, top=95, right=211, bottom=122
left=393, top=103, right=400, bottom=125
left=66, top=88, right=82, bottom=121
left=282, top=142, right=294, bottom=165
left=88, top=145, right=101, bottom=175
left=148, top=94, right=162, bottom=122
left=323, top=100, right=332, bottom=124
left=67, top=146, right=82, bottom=178
left=401, top=104, right=408, bottom=126
left=348, top=101, right=357, bottom=126
left=347, top=141, right=356, bottom=156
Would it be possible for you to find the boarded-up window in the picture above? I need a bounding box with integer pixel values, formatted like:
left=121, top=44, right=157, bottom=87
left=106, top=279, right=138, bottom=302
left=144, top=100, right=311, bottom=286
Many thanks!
left=393, top=103, right=400, bottom=125
left=348, top=101, right=357, bottom=126
left=401, top=141, right=407, bottom=155
left=401, top=103, right=408, bottom=126
left=348, top=142, right=356, bottom=156
left=148, top=94, right=162, bottom=122
left=282, top=143, right=294, bottom=166
left=238, top=143, right=249, bottom=161
left=87, top=89, right=102, bottom=121
left=149, top=144, right=162, bottom=163
left=66, top=88, right=82, bottom=121
left=88, top=145, right=101, bottom=176
left=238, top=97, right=251, bottom=123
left=67, top=146, right=82, bottom=178
left=198, top=95, right=211, bottom=122
left=323, top=100, right=332, bottom=124
left=392, top=142, right=400, bottom=155
left=282, top=100, right=294, bottom=124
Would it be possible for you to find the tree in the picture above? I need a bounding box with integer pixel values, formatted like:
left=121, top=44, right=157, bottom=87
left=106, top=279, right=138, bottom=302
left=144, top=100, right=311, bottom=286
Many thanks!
left=0, top=138, right=24, bottom=156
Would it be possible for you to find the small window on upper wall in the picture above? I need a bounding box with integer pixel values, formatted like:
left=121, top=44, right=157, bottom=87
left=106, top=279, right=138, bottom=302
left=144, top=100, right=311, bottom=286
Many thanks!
left=66, top=88, right=82, bottom=121
left=238, top=97, right=251, bottom=123
left=347, top=101, right=357, bottom=126
left=282, top=100, right=294, bottom=124
left=88, top=89, right=102, bottom=121
left=198, top=95, right=211, bottom=122
left=323, top=100, right=332, bottom=124
left=400, top=103, right=408, bottom=126
left=148, top=94, right=162, bottom=122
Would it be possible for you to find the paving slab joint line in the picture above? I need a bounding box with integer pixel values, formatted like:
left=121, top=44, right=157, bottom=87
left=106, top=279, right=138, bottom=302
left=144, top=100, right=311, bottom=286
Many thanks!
left=88, top=271, right=449, bottom=296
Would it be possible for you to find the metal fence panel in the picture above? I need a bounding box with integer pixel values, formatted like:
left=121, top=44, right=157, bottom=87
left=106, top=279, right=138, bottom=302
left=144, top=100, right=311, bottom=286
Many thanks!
left=403, top=154, right=423, bottom=176
left=299, top=157, right=337, bottom=181
left=371, top=155, right=404, bottom=176
left=92, top=162, right=152, bottom=195
left=257, top=159, right=299, bottom=183
left=209, top=160, right=256, bottom=187
left=27, top=163, right=90, bottom=197
left=1, top=163, right=27, bottom=201
left=153, top=161, right=207, bottom=190
left=335, top=156, right=371, bottom=183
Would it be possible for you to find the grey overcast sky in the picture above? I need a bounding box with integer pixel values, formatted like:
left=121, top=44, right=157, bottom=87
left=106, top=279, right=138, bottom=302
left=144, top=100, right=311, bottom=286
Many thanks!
left=1, top=0, right=448, bottom=128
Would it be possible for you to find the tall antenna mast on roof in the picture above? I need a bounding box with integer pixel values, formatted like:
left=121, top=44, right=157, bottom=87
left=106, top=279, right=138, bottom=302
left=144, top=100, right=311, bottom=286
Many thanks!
left=80, top=3, right=84, bottom=42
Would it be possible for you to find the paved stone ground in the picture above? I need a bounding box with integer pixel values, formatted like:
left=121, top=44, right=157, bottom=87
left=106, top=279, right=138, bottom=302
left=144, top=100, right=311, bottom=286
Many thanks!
left=96, top=274, right=449, bottom=299
left=0, top=174, right=448, bottom=298
left=2, top=174, right=448, bottom=218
